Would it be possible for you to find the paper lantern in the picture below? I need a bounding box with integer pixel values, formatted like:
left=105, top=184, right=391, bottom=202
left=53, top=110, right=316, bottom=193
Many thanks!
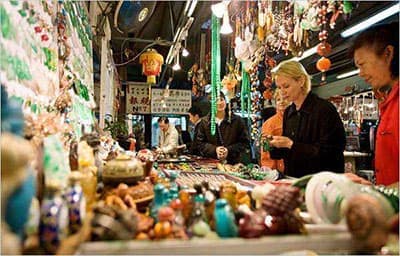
left=316, top=57, right=331, bottom=72
left=139, top=49, right=164, bottom=84
left=317, top=42, right=332, bottom=57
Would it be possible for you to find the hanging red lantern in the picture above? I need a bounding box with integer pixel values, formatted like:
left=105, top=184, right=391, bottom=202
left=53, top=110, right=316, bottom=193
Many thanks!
left=316, top=42, right=332, bottom=57
left=316, top=57, right=331, bottom=82
left=316, top=57, right=331, bottom=72
left=139, top=49, right=164, bottom=84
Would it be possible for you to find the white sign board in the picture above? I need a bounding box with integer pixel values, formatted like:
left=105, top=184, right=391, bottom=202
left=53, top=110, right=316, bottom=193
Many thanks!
left=151, top=89, right=191, bottom=114
left=126, top=83, right=151, bottom=114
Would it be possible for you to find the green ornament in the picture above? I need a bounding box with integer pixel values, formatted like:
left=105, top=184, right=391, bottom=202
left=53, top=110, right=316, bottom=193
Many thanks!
left=343, top=1, right=353, bottom=14
left=27, top=16, right=36, bottom=24
left=0, top=6, right=13, bottom=39
left=210, top=14, right=221, bottom=136
left=18, top=9, right=27, bottom=17
left=10, top=0, right=19, bottom=6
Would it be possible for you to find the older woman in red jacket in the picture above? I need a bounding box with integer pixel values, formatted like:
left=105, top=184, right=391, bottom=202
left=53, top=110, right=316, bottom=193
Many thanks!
left=350, top=22, right=399, bottom=186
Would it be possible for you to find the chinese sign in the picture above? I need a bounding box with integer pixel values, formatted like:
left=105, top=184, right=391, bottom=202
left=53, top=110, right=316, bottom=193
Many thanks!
left=151, top=89, right=191, bottom=114
left=126, top=83, right=151, bottom=114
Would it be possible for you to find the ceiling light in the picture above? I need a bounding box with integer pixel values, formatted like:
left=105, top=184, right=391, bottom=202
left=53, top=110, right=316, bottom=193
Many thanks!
left=172, top=55, right=181, bottom=71
left=337, top=69, right=360, bottom=79
left=341, top=3, right=400, bottom=38
left=187, top=0, right=198, bottom=17
left=182, top=47, right=189, bottom=57
left=220, top=10, right=233, bottom=34
left=211, top=0, right=230, bottom=18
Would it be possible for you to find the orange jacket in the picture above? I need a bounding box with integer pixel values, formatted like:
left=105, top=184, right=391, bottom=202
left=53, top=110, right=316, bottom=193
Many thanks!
left=260, top=113, right=285, bottom=172
left=375, top=82, right=399, bottom=185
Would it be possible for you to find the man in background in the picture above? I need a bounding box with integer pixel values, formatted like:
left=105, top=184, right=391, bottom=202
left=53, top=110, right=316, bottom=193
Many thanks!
left=187, top=105, right=204, bottom=155
left=156, top=117, right=179, bottom=156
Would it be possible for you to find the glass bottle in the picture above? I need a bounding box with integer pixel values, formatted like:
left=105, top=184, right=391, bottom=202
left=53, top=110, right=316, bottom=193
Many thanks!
left=214, top=199, right=238, bottom=238
left=64, top=171, right=86, bottom=234
left=39, top=182, right=69, bottom=254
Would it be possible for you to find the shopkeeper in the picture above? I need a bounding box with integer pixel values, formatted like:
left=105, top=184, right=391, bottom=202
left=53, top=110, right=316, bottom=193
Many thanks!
left=260, top=88, right=290, bottom=172
left=156, top=117, right=179, bottom=156
left=350, top=22, right=399, bottom=186
left=196, top=92, right=250, bottom=164
left=269, top=60, right=346, bottom=178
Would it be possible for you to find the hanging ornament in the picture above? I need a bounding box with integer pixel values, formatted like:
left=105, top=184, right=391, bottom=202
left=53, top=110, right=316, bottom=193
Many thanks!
left=139, top=49, right=164, bottom=84
left=316, top=57, right=331, bottom=82
left=241, top=64, right=250, bottom=118
left=342, top=1, right=353, bottom=14
left=316, top=42, right=332, bottom=57
left=316, top=57, right=331, bottom=71
left=263, top=89, right=273, bottom=100
left=211, top=14, right=221, bottom=136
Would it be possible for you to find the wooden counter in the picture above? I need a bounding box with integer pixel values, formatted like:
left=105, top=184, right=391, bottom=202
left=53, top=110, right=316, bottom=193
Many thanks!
left=76, top=225, right=367, bottom=255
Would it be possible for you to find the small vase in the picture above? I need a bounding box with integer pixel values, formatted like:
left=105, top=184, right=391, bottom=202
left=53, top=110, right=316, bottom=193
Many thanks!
left=39, top=182, right=69, bottom=254
left=64, top=172, right=86, bottom=234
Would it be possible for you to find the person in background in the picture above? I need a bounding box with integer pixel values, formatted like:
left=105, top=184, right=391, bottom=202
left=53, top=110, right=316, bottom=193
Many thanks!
left=349, top=22, right=399, bottom=186
left=156, top=117, right=179, bottom=156
left=260, top=89, right=290, bottom=172
left=260, top=107, right=277, bottom=123
left=187, top=105, right=204, bottom=155
left=196, top=91, right=250, bottom=164
left=269, top=60, right=346, bottom=178
left=175, top=125, right=192, bottom=146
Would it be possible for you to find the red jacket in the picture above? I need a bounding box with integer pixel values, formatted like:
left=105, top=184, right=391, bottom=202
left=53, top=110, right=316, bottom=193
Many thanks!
left=375, top=82, right=399, bottom=185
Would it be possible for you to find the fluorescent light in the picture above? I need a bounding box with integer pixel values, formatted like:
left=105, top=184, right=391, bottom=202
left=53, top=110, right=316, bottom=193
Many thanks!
left=341, top=3, right=400, bottom=38
left=337, top=69, right=360, bottom=79
left=187, top=0, right=198, bottom=17
left=172, top=55, right=181, bottom=71
left=289, top=45, right=318, bottom=62
left=183, top=0, right=191, bottom=15
left=172, top=62, right=181, bottom=71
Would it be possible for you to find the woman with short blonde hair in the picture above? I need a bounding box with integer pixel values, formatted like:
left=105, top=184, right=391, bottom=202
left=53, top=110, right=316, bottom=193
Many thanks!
left=268, top=60, right=345, bottom=178
left=273, top=60, right=311, bottom=94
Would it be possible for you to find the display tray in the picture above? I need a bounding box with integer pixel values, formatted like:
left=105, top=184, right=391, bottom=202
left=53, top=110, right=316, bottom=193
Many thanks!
left=157, top=158, right=195, bottom=163
left=162, top=169, right=257, bottom=192
left=77, top=227, right=366, bottom=255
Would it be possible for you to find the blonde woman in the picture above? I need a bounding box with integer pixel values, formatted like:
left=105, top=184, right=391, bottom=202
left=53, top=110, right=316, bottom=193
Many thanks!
left=269, top=60, right=346, bottom=178
left=260, top=89, right=289, bottom=171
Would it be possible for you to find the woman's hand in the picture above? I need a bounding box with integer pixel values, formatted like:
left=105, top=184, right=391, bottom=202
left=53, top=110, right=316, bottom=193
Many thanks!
left=216, top=146, right=228, bottom=161
left=270, top=136, right=294, bottom=149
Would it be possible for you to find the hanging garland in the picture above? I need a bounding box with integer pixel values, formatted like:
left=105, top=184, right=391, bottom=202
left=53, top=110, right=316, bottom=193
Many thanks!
left=240, top=62, right=250, bottom=119
left=211, top=14, right=221, bottom=136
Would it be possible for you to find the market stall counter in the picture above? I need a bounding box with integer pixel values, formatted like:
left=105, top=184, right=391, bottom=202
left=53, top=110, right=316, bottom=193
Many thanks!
left=77, top=226, right=364, bottom=255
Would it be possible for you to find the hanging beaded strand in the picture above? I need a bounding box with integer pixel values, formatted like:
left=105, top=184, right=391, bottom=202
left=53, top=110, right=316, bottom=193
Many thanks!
left=211, top=14, right=221, bottom=136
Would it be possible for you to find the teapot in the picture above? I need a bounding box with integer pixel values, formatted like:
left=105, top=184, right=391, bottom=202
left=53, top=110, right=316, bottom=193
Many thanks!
left=103, top=154, right=145, bottom=185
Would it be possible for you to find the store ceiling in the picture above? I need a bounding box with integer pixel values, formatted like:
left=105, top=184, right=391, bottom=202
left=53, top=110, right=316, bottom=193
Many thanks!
left=96, top=1, right=398, bottom=90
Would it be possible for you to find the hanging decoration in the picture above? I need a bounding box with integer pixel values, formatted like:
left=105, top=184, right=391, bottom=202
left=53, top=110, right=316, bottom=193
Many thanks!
left=261, top=55, right=276, bottom=101
left=221, top=63, right=239, bottom=100
left=240, top=63, right=250, bottom=119
left=249, top=66, right=261, bottom=140
left=139, top=49, right=164, bottom=84
left=210, top=14, right=221, bottom=136
left=316, top=56, right=331, bottom=81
